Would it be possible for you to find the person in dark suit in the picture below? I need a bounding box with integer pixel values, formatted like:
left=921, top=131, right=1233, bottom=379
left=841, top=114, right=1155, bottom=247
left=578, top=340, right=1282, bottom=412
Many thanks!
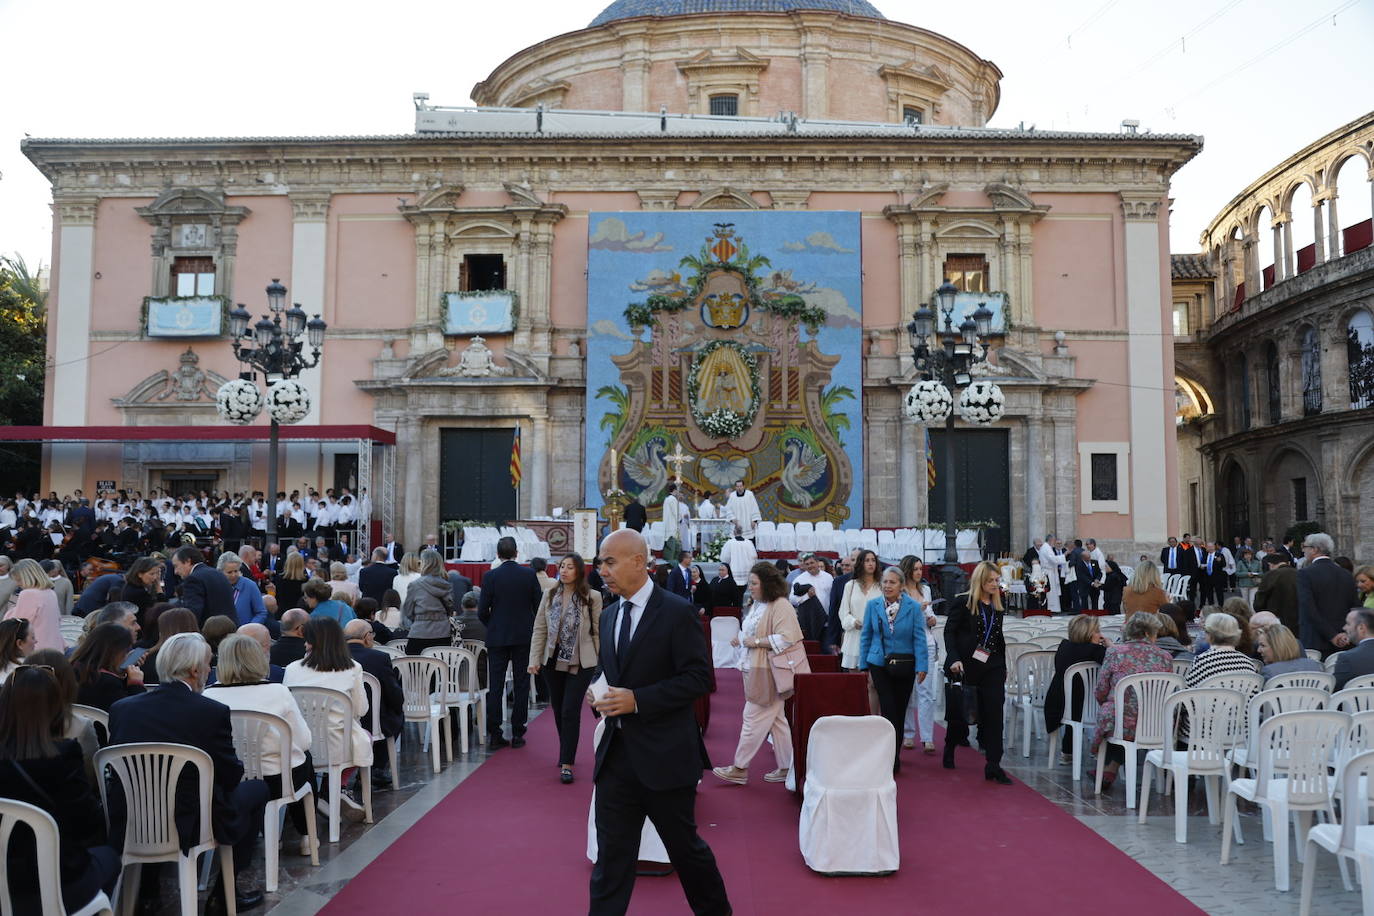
left=588, top=528, right=729, bottom=915
left=344, top=620, right=405, bottom=787
left=1297, top=532, right=1359, bottom=657
left=358, top=548, right=398, bottom=603
left=446, top=568, right=473, bottom=607
left=823, top=549, right=859, bottom=655
left=107, top=632, right=270, bottom=915
left=73, top=571, right=125, bottom=617
left=622, top=499, right=647, bottom=533
left=478, top=536, right=542, bottom=748
left=1333, top=608, right=1374, bottom=690
left=381, top=536, right=404, bottom=566
left=1067, top=542, right=1094, bottom=612
left=66, top=499, right=96, bottom=539
left=1158, top=536, right=1179, bottom=572
left=942, top=561, right=1013, bottom=784
left=1198, top=541, right=1230, bottom=607
left=666, top=551, right=694, bottom=600
left=172, top=544, right=235, bottom=624
left=1255, top=553, right=1300, bottom=634
left=270, top=608, right=309, bottom=668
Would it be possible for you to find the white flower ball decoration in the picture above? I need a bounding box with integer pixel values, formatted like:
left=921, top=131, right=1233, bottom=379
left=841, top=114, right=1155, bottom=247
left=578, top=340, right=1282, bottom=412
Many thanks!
left=958, top=380, right=1006, bottom=425
left=903, top=380, right=952, bottom=423
left=267, top=380, right=311, bottom=424
left=216, top=379, right=263, bottom=425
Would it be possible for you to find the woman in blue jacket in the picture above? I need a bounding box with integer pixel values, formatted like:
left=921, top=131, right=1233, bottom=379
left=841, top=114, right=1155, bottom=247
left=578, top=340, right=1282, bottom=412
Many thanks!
left=859, top=567, right=929, bottom=772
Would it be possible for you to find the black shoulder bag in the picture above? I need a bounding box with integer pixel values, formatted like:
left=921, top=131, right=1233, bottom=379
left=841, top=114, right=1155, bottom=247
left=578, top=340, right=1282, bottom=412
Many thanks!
left=880, top=602, right=916, bottom=677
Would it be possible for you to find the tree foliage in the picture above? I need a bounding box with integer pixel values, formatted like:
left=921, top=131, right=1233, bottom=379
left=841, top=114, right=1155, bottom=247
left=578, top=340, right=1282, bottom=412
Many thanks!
left=0, top=256, right=47, bottom=427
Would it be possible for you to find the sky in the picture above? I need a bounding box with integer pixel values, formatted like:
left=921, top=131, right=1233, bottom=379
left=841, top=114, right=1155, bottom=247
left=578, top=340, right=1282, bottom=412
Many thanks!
left=1, top=0, right=1371, bottom=267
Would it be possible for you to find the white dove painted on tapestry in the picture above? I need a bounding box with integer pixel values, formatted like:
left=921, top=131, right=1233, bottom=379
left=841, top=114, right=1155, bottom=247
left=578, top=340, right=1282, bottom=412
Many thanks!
left=781, top=440, right=827, bottom=507
left=621, top=440, right=668, bottom=503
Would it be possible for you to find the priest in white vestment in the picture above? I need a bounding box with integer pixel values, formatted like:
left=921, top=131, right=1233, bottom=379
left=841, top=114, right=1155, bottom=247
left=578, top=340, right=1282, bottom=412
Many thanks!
left=1037, top=536, right=1066, bottom=613
left=720, top=528, right=757, bottom=586
left=662, top=482, right=685, bottom=561
left=724, top=481, right=761, bottom=540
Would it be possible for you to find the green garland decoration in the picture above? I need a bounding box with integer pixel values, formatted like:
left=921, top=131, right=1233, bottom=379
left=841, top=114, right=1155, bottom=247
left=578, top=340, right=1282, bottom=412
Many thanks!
left=685, top=340, right=761, bottom=439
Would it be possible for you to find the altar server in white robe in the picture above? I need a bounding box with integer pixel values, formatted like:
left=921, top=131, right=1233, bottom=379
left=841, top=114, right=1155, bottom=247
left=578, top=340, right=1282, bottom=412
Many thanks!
left=725, top=480, right=762, bottom=540
left=720, top=527, right=757, bottom=587
left=1037, top=535, right=1066, bottom=613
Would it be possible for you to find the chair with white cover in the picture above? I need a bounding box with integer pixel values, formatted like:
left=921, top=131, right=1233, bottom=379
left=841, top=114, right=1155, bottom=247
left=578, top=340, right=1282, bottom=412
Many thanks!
left=95, top=742, right=234, bottom=916
left=227, top=710, right=319, bottom=891
left=1333, top=687, right=1374, bottom=715
left=1345, top=673, right=1374, bottom=691
left=360, top=672, right=399, bottom=790
left=1300, top=748, right=1374, bottom=916
left=1138, top=687, right=1247, bottom=843
left=423, top=646, right=486, bottom=753
left=754, top=521, right=777, bottom=553
left=289, top=686, right=374, bottom=843
left=710, top=617, right=743, bottom=669
left=391, top=656, right=450, bottom=773
left=1015, top=650, right=1057, bottom=757
left=775, top=523, right=797, bottom=553
left=795, top=522, right=816, bottom=552
left=1222, top=710, right=1347, bottom=891
left=0, top=798, right=114, bottom=916
left=1266, top=671, right=1336, bottom=693
left=584, top=719, right=669, bottom=865
left=1094, top=672, right=1185, bottom=807
left=1047, top=661, right=1100, bottom=780
left=798, top=715, right=899, bottom=875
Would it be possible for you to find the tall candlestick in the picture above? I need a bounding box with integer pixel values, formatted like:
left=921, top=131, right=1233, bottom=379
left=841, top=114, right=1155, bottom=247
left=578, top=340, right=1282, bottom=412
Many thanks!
left=610, top=448, right=618, bottom=486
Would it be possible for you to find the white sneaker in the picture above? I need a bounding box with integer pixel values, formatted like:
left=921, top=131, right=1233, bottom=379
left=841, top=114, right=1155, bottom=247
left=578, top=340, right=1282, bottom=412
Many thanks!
left=763, top=768, right=788, bottom=783
left=712, top=765, right=748, bottom=785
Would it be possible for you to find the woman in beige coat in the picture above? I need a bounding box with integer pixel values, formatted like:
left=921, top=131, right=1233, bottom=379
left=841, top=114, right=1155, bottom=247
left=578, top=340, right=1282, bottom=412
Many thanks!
left=528, top=553, right=602, bottom=783
left=838, top=549, right=881, bottom=670
left=713, top=561, right=804, bottom=786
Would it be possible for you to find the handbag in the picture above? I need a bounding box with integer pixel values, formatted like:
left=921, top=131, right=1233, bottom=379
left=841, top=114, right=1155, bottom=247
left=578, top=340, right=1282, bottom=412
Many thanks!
left=879, top=600, right=916, bottom=677
left=768, top=640, right=811, bottom=699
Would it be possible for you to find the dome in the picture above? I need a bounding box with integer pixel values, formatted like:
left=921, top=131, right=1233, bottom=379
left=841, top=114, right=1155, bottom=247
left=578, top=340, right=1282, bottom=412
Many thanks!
left=590, top=0, right=885, bottom=28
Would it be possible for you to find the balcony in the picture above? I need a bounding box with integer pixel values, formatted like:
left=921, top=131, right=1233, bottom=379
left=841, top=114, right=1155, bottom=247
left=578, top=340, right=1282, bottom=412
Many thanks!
left=143, top=296, right=227, bottom=338
left=1208, top=244, right=1374, bottom=339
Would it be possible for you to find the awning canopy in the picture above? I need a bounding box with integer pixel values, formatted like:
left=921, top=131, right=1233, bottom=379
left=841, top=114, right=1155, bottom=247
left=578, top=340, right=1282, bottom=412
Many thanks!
left=0, top=425, right=397, bottom=444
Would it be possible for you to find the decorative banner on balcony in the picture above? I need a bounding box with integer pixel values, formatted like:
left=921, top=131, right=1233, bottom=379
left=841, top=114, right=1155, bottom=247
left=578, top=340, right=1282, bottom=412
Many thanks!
left=585, top=212, right=863, bottom=525
left=951, top=291, right=1008, bottom=335
left=444, top=290, right=517, bottom=335
left=145, top=296, right=224, bottom=337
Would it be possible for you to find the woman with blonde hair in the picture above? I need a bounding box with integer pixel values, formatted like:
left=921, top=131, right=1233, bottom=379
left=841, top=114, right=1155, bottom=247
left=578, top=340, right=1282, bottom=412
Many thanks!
left=329, top=561, right=359, bottom=603
left=942, top=561, right=1012, bottom=783
left=391, top=552, right=422, bottom=605
left=836, top=548, right=881, bottom=671
left=1122, top=559, right=1168, bottom=615
left=1256, top=623, right=1322, bottom=680
left=2, top=558, right=62, bottom=652
left=400, top=549, right=454, bottom=655
left=1043, top=614, right=1109, bottom=763
left=274, top=551, right=309, bottom=612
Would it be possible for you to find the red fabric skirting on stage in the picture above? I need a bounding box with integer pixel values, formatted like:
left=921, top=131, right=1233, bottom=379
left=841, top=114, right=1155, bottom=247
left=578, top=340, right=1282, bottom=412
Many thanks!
left=445, top=562, right=493, bottom=586
left=789, top=671, right=871, bottom=798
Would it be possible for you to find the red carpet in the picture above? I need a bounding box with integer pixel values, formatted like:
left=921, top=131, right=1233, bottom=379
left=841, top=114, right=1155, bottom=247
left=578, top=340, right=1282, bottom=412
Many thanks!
left=319, top=671, right=1203, bottom=915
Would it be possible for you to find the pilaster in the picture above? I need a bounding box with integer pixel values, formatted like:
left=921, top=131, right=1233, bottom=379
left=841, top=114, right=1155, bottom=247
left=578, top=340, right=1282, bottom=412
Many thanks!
left=1120, top=191, right=1169, bottom=543
left=289, top=191, right=331, bottom=424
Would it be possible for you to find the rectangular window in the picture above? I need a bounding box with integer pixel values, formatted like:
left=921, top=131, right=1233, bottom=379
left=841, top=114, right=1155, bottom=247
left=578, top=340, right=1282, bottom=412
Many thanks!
left=943, top=253, right=988, bottom=293
left=1090, top=453, right=1119, bottom=501
left=171, top=256, right=215, bottom=296
left=709, top=94, right=739, bottom=117
left=902, top=106, right=924, bottom=124
left=461, top=254, right=506, bottom=292
left=1292, top=477, right=1308, bottom=521
left=1173, top=303, right=1189, bottom=336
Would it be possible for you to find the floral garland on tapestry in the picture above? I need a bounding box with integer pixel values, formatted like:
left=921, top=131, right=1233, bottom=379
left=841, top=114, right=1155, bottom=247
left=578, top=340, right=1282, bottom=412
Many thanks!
left=685, top=339, right=761, bottom=439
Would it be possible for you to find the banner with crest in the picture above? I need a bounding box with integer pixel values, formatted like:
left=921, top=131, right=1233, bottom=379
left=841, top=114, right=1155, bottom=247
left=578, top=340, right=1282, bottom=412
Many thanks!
left=585, top=212, right=863, bottom=525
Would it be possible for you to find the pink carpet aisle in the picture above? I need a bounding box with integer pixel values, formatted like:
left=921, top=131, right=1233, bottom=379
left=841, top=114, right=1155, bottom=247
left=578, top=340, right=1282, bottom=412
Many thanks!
left=319, top=670, right=1203, bottom=915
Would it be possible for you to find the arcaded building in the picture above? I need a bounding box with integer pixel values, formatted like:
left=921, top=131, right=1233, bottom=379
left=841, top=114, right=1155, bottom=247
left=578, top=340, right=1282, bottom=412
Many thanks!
left=22, top=0, right=1199, bottom=556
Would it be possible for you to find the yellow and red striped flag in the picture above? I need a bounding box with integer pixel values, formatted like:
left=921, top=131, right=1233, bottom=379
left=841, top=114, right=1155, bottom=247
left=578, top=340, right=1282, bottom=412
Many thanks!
left=509, top=429, right=523, bottom=489
left=926, top=429, right=936, bottom=489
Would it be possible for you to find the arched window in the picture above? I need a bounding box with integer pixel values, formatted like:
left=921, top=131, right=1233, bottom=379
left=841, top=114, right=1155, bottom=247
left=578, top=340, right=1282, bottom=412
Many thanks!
left=1350, top=309, right=1374, bottom=410
left=1265, top=341, right=1281, bottom=424
left=1236, top=354, right=1251, bottom=430
left=1302, top=326, right=1323, bottom=416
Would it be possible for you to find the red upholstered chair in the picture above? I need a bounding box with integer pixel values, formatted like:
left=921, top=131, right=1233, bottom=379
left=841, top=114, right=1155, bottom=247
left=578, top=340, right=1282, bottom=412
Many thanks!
left=711, top=606, right=743, bottom=620
left=803, top=640, right=821, bottom=655
left=807, top=655, right=840, bottom=673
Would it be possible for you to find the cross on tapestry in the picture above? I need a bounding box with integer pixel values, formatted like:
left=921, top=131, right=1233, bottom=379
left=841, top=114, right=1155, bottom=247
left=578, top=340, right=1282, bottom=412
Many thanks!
left=585, top=212, right=863, bottom=524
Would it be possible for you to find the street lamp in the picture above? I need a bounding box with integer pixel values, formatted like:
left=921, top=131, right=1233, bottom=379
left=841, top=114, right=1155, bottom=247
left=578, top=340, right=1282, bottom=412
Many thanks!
left=223, top=279, right=327, bottom=549
left=906, top=280, right=1001, bottom=599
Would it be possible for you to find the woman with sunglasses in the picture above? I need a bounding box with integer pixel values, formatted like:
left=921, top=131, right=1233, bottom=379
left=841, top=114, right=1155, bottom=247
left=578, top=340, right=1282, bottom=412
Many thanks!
left=0, top=664, right=120, bottom=912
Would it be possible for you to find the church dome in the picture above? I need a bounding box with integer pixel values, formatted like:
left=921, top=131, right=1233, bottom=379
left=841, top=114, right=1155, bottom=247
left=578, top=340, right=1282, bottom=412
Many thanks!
left=590, top=0, right=886, bottom=28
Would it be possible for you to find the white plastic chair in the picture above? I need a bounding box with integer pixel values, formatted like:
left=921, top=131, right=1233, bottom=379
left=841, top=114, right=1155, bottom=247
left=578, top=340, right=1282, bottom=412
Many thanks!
left=1324, top=654, right=1342, bottom=675
left=384, top=639, right=410, bottom=651
left=1300, top=747, right=1374, bottom=915
left=1138, top=687, right=1247, bottom=843
left=775, top=523, right=796, bottom=553
left=1028, top=636, right=1061, bottom=650
left=1015, top=650, right=1057, bottom=758
left=584, top=719, right=669, bottom=865
left=1303, top=649, right=1322, bottom=661
left=96, top=742, right=234, bottom=916
left=1047, top=661, right=1100, bottom=781
left=1222, top=710, right=1347, bottom=891
left=1171, top=659, right=1192, bottom=676
left=71, top=704, right=109, bottom=744
left=1198, top=670, right=1264, bottom=699
left=1345, top=673, right=1374, bottom=691
left=1229, top=687, right=1331, bottom=777
left=1094, top=672, right=1185, bottom=807
left=1267, top=671, right=1335, bottom=692
left=423, top=646, right=486, bottom=753
left=360, top=672, right=399, bottom=790
left=798, top=716, right=898, bottom=875
left=392, top=656, right=450, bottom=773
left=228, top=709, right=319, bottom=890
left=710, top=617, right=743, bottom=669
left=1332, top=687, right=1374, bottom=715
left=0, top=798, right=114, bottom=916
left=290, top=686, right=374, bottom=844
left=373, top=645, right=404, bottom=660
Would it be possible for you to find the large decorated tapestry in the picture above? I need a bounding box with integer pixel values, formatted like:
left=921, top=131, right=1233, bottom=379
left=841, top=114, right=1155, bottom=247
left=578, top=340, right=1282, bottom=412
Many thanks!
left=585, top=212, right=863, bottom=523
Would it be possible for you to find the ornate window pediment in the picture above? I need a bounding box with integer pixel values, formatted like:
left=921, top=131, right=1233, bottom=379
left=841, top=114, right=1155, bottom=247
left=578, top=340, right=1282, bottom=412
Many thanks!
left=136, top=188, right=249, bottom=299
left=509, top=78, right=571, bottom=110
left=878, top=61, right=954, bottom=124
left=676, top=48, right=769, bottom=117
left=691, top=187, right=761, bottom=210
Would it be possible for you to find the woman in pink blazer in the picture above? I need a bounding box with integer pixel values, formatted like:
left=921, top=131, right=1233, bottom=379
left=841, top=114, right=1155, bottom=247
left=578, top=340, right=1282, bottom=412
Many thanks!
left=3, top=558, right=63, bottom=652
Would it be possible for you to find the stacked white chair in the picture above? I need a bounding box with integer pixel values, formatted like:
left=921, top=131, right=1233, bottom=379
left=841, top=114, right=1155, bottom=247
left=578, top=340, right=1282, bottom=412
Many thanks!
left=1095, top=672, right=1185, bottom=806
left=360, top=672, right=400, bottom=790
left=1015, top=650, right=1057, bottom=758
left=290, top=686, right=374, bottom=844
left=228, top=710, right=319, bottom=890
left=775, top=523, right=796, bottom=553
left=813, top=521, right=836, bottom=554
left=585, top=719, right=669, bottom=865
left=1138, top=687, right=1247, bottom=843
left=1300, top=747, right=1374, bottom=916
left=392, top=656, right=450, bottom=773
left=795, top=522, right=816, bottom=552
left=1047, top=661, right=1100, bottom=780
left=798, top=716, right=899, bottom=875
left=710, top=617, right=743, bottom=669
left=96, top=743, right=233, bottom=916
left=754, top=521, right=778, bottom=552
left=1221, top=709, right=1348, bottom=891
left=0, top=798, right=114, bottom=916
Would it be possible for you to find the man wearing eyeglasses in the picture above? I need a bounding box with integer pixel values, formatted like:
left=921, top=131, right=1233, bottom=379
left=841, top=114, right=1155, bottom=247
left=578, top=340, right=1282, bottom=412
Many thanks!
left=1296, top=532, right=1359, bottom=658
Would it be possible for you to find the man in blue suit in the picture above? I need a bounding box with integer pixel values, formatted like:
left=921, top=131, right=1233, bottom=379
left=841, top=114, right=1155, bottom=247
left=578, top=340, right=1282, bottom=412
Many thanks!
left=172, top=544, right=235, bottom=624
left=479, top=536, right=542, bottom=748
left=666, top=549, right=694, bottom=600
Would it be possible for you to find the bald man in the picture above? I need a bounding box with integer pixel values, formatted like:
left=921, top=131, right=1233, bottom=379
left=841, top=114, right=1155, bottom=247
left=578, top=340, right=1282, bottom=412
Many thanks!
left=588, top=529, right=728, bottom=915
left=270, top=608, right=309, bottom=668
left=235, top=622, right=286, bottom=683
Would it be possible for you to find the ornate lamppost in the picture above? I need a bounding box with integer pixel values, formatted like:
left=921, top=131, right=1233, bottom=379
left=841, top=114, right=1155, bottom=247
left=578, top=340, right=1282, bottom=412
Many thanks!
left=215, top=279, right=326, bottom=548
left=904, top=280, right=1003, bottom=598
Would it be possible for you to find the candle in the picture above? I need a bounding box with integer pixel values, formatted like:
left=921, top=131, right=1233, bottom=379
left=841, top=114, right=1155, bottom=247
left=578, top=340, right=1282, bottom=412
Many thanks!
left=610, top=448, right=618, bottom=483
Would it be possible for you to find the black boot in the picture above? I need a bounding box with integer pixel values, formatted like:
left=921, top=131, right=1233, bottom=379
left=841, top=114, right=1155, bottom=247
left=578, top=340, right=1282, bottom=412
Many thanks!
left=984, top=765, right=1012, bottom=785
left=942, top=744, right=955, bottom=769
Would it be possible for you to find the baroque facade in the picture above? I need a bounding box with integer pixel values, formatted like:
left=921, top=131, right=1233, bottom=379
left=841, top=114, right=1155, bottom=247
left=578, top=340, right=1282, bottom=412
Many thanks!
left=24, top=0, right=1198, bottom=555
left=1172, top=110, right=1374, bottom=559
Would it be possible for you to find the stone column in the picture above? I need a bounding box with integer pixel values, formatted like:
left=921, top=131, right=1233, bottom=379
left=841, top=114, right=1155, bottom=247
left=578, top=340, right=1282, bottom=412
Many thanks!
left=912, top=419, right=929, bottom=526
left=400, top=416, right=424, bottom=547
left=49, top=193, right=100, bottom=492
left=411, top=220, right=433, bottom=352
left=1327, top=193, right=1342, bottom=260
left=898, top=415, right=917, bottom=525
left=289, top=192, right=331, bottom=424
left=1025, top=416, right=1045, bottom=539
left=1282, top=218, right=1294, bottom=279
left=1120, top=192, right=1169, bottom=543
left=528, top=412, right=549, bottom=518
left=1312, top=199, right=1326, bottom=265
left=1271, top=222, right=1284, bottom=283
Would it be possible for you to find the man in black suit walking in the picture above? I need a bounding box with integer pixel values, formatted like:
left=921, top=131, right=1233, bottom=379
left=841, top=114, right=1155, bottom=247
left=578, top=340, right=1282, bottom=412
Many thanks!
left=172, top=544, right=235, bottom=624
left=589, top=528, right=730, bottom=916
left=108, top=632, right=269, bottom=914
left=1297, top=532, right=1359, bottom=658
left=666, top=550, right=694, bottom=599
left=479, top=536, right=542, bottom=748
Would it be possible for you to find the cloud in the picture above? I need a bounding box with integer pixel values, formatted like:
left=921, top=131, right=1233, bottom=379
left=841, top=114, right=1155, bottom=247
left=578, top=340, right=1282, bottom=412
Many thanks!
left=589, top=319, right=636, bottom=341
left=589, top=217, right=673, bottom=252
left=780, top=231, right=855, bottom=255
left=800, top=287, right=861, bottom=327
left=627, top=268, right=686, bottom=293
